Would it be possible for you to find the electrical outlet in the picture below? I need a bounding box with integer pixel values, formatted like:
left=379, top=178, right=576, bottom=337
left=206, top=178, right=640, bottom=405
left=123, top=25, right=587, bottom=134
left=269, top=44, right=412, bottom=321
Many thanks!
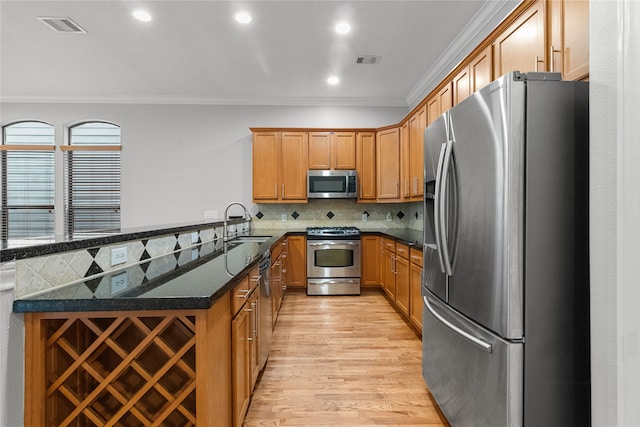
left=204, top=210, right=218, bottom=219
left=191, top=231, right=198, bottom=244
left=386, top=212, right=392, bottom=221
left=111, top=247, right=128, bottom=266
left=362, top=213, right=368, bottom=222
left=281, top=214, right=287, bottom=221
left=191, top=248, right=199, bottom=261
left=111, top=272, right=128, bottom=294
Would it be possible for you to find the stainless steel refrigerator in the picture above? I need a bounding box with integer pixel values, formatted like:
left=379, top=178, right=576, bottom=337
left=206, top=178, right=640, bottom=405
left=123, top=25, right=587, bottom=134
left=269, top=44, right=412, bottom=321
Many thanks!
left=421, top=72, right=590, bottom=427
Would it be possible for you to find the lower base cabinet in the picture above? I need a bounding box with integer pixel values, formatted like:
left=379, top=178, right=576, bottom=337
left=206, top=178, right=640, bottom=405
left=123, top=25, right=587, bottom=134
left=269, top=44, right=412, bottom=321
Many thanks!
left=409, top=248, right=424, bottom=331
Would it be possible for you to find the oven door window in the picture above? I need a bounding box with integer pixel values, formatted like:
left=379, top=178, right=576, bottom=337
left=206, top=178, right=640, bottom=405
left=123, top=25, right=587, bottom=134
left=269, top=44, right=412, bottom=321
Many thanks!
left=315, top=249, right=354, bottom=268
left=309, top=176, right=346, bottom=194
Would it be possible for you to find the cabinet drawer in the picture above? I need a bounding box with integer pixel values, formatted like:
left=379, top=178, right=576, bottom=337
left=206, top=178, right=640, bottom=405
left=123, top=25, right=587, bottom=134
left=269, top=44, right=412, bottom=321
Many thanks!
left=382, top=238, right=396, bottom=252
left=396, top=243, right=409, bottom=259
left=410, top=247, right=423, bottom=266
left=231, top=276, right=252, bottom=316
left=248, top=266, right=260, bottom=292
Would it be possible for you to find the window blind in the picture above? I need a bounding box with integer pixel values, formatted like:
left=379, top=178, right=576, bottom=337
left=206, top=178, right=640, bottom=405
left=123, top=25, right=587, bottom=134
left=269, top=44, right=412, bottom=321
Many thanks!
left=65, top=122, right=121, bottom=237
left=1, top=122, right=55, bottom=241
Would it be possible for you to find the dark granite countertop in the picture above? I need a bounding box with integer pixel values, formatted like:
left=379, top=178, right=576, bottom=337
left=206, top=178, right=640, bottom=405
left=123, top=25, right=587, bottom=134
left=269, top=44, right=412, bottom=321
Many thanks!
left=12, top=226, right=423, bottom=314
left=13, top=230, right=287, bottom=313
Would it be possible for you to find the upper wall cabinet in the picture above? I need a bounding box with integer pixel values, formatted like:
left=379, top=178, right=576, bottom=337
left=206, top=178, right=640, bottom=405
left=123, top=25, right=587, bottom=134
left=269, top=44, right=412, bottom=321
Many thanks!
left=550, top=0, right=589, bottom=80
left=494, top=0, right=546, bottom=77
left=427, top=82, right=453, bottom=126
left=408, top=106, right=426, bottom=199
left=376, top=127, right=401, bottom=202
left=356, top=131, right=376, bottom=201
left=454, top=44, right=494, bottom=107
left=252, top=131, right=308, bottom=203
left=308, top=131, right=356, bottom=170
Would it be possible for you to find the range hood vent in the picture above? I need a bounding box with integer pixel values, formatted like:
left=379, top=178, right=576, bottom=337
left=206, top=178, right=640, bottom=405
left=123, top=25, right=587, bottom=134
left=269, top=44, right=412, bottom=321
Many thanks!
left=355, top=55, right=381, bottom=65
left=37, top=17, right=87, bottom=33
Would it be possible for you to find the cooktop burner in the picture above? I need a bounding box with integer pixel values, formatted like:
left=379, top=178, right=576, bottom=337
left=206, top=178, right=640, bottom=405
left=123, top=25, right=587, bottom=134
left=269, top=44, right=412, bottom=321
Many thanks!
left=306, top=226, right=361, bottom=239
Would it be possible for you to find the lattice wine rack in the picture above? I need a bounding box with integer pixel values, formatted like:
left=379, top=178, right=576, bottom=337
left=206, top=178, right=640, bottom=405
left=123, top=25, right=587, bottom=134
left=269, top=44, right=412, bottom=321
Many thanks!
left=24, top=301, right=231, bottom=427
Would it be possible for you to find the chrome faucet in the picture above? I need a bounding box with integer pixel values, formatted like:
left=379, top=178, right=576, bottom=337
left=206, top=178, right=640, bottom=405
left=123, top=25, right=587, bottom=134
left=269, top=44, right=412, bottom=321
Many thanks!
left=223, top=202, right=252, bottom=241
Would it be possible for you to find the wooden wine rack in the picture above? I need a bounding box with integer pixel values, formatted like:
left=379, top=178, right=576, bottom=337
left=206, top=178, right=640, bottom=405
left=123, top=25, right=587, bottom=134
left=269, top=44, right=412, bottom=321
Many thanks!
left=24, top=294, right=232, bottom=427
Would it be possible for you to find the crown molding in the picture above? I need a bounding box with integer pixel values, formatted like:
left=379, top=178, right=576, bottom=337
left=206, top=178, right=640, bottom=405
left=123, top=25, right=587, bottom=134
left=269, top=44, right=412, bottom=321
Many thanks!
left=0, top=94, right=410, bottom=108
left=405, top=0, right=521, bottom=109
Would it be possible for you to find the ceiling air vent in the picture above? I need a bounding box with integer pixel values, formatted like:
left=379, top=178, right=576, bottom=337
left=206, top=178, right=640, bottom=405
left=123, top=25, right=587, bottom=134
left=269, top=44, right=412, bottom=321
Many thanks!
left=355, top=55, right=381, bottom=65
left=37, top=17, right=87, bottom=33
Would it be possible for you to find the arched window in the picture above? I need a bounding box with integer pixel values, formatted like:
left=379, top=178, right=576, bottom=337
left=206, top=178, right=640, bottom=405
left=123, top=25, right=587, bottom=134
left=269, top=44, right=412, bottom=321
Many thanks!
left=64, top=122, right=121, bottom=236
left=1, top=121, right=55, bottom=241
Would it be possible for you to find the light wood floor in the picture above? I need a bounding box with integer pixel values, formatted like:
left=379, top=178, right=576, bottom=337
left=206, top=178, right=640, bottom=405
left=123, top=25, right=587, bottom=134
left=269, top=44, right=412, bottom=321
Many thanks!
left=243, top=290, right=450, bottom=426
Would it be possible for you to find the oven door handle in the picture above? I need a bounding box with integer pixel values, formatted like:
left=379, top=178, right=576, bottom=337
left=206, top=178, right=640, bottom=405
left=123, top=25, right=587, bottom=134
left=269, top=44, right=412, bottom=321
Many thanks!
left=307, top=241, right=360, bottom=246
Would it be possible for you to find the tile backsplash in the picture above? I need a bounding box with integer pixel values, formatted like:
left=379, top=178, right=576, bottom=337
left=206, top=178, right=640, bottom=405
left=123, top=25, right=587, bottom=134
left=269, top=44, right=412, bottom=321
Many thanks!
left=252, top=199, right=423, bottom=231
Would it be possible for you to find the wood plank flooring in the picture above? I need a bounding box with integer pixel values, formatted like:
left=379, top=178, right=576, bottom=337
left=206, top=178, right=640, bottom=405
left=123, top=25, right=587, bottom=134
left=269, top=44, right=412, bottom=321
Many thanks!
left=243, top=291, right=450, bottom=426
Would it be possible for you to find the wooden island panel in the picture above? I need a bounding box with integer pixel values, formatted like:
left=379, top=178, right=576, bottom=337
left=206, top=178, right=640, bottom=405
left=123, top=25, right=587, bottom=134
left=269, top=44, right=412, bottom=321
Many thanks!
left=24, top=293, right=231, bottom=427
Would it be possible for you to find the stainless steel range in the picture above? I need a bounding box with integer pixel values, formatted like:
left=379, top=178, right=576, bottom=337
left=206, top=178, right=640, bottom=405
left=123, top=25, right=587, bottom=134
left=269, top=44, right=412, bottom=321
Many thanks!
left=306, top=226, right=361, bottom=295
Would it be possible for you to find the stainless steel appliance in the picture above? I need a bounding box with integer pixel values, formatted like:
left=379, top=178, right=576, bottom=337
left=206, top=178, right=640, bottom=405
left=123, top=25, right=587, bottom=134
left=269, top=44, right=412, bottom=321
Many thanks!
left=306, top=226, right=361, bottom=295
left=257, top=252, right=272, bottom=370
left=422, top=72, right=590, bottom=427
left=307, top=170, right=358, bottom=199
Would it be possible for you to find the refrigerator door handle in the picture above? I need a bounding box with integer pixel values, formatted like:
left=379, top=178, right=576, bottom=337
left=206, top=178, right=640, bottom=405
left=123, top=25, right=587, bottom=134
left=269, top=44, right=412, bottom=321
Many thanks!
left=433, top=142, right=448, bottom=274
left=438, top=140, right=454, bottom=276
left=423, top=295, right=493, bottom=353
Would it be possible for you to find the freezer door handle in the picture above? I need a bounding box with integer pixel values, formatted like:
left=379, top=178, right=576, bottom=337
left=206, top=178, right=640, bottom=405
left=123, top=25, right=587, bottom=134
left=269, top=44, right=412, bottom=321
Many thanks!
left=423, top=296, right=493, bottom=353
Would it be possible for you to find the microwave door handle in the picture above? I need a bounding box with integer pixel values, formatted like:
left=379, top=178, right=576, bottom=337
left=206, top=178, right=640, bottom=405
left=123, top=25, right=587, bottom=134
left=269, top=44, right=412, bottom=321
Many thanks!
left=433, top=142, right=447, bottom=274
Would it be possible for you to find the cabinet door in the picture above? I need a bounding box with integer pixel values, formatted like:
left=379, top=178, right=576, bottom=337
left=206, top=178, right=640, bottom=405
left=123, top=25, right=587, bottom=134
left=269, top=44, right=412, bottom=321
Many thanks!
left=356, top=132, right=376, bottom=200
left=400, top=122, right=411, bottom=199
left=395, top=250, right=410, bottom=316
left=281, top=132, right=308, bottom=201
left=550, top=0, right=589, bottom=80
left=383, top=250, right=396, bottom=300
left=409, top=107, right=426, bottom=199
left=308, top=132, right=332, bottom=170
left=376, top=128, right=401, bottom=201
left=439, top=83, right=453, bottom=115
left=286, top=235, right=306, bottom=289
left=470, top=45, right=493, bottom=92
left=333, top=132, right=357, bottom=170
left=252, top=132, right=280, bottom=201
left=232, top=305, right=251, bottom=427
left=248, top=292, right=260, bottom=392
left=361, top=235, right=380, bottom=286
left=453, top=65, right=471, bottom=106
left=494, top=0, right=546, bottom=76
left=409, top=249, right=424, bottom=332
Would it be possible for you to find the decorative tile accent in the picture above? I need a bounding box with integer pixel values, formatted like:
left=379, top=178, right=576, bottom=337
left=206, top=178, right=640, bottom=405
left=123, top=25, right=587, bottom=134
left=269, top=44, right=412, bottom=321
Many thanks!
left=415, top=211, right=419, bottom=219
left=363, top=210, right=370, bottom=217
left=145, top=235, right=178, bottom=259
left=255, top=211, right=264, bottom=219
left=291, top=211, right=299, bottom=220
left=326, top=211, right=334, bottom=219
left=397, top=211, right=405, bottom=219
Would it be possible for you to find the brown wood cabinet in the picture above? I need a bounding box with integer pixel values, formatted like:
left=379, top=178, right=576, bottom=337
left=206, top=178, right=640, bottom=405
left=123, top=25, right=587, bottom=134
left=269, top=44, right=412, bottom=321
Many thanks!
left=494, top=0, right=546, bottom=76
left=408, top=106, right=426, bottom=199
left=453, top=66, right=471, bottom=106
left=286, top=235, right=306, bottom=289
left=427, top=82, right=453, bottom=125
left=550, top=0, right=589, bottom=80
left=270, top=237, right=288, bottom=326
left=380, top=237, right=396, bottom=299
left=361, top=235, right=380, bottom=287
left=252, top=131, right=308, bottom=203
left=376, top=127, right=401, bottom=201
left=356, top=131, right=376, bottom=201
left=409, top=248, right=424, bottom=332
left=470, top=44, right=493, bottom=92
left=394, top=243, right=410, bottom=316
left=308, top=131, right=356, bottom=170
left=400, top=121, right=410, bottom=199
left=232, top=282, right=252, bottom=427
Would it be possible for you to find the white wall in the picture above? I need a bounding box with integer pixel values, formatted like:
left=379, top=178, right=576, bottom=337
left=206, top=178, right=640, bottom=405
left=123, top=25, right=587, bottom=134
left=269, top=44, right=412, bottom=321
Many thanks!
left=0, top=103, right=407, bottom=231
left=590, top=0, right=640, bottom=426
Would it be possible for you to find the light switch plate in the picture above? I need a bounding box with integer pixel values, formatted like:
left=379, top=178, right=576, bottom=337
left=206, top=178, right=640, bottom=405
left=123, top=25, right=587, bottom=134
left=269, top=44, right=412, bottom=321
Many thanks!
left=204, top=210, right=218, bottom=219
left=281, top=214, right=287, bottom=221
left=362, top=213, right=368, bottom=222
left=111, top=247, right=128, bottom=266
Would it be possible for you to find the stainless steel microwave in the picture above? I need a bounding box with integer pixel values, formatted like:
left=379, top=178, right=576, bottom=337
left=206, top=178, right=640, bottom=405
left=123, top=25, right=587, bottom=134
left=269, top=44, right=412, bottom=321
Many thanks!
left=307, top=170, right=358, bottom=199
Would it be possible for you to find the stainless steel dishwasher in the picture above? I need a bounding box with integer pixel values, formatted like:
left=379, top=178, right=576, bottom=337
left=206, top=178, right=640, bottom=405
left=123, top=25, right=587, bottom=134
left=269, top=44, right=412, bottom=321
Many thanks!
left=257, top=252, right=272, bottom=370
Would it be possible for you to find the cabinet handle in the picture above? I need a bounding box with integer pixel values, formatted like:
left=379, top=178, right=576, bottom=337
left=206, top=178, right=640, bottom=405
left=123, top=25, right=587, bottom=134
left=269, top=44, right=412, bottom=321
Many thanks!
left=282, top=184, right=285, bottom=197
left=550, top=45, right=562, bottom=72
left=236, top=289, right=251, bottom=299
left=397, top=182, right=400, bottom=197
left=534, top=55, right=544, bottom=72
left=275, top=183, right=277, bottom=197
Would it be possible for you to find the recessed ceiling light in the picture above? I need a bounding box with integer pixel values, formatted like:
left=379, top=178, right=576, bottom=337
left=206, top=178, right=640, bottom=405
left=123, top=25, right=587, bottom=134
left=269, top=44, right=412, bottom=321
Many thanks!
left=132, top=10, right=151, bottom=22
left=235, top=12, right=252, bottom=24
left=335, top=21, right=351, bottom=35
left=327, top=76, right=340, bottom=85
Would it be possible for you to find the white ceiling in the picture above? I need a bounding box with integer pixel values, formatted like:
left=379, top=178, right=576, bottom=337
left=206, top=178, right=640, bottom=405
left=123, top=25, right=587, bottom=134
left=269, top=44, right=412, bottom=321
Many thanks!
left=0, top=1, right=519, bottom=108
